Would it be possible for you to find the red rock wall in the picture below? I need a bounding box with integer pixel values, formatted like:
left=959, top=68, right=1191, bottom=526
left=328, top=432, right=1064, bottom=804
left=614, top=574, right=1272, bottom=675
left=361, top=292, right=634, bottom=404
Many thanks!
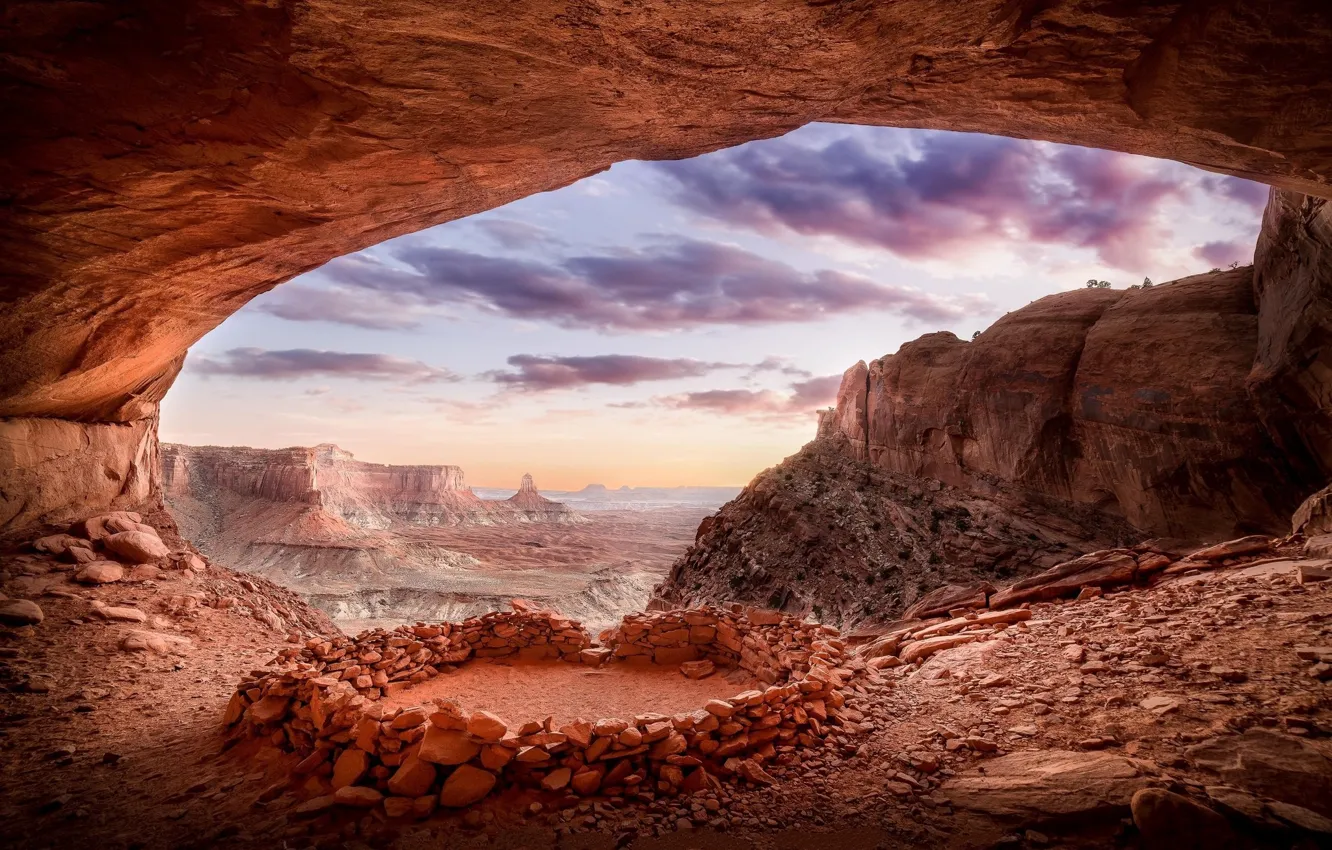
left=162, top=443, right=486, bottom=529
left=822, top=264, right=1306, bottom=538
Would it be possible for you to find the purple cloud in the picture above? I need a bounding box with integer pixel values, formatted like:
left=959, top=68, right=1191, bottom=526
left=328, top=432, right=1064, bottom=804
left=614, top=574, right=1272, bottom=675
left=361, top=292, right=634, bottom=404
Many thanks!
left=651, top=131, right=1263, bottom=271
left=1199, top=175, right=1270, bottom=211
left=255, top=284, right=423, bottom=330
left=655, top=373, right=842, bottom=418
left=1193, top=240, right=1254, bottom=269
left=305, top=238, right=987, bottom=331
left=190, top=348, right=460, bottom=383
left=488, top=354, right=735, bottom=391
left=474, top=218, right=562, bottom=250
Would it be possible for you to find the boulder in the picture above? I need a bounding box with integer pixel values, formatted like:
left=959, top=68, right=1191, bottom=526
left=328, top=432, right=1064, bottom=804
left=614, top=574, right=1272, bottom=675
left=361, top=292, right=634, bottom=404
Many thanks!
left=32, top=534, right=86, bottom=556
left=119, top=630, right=191, bottom=654
left=989, top=551, right=1138, bottom=609
left=943, top=750, right=1151, bottom=823
left=898, top=633, right=983, bottom=664
left=103, top=530, right=169, bottom=563
left=1131, top=789, right=1238, bottom=850
left=0, top=598, right=43, bottom=626
left=73, top=512, right=144, bottom=542
left=904, top=581, right=995, bottom=620
left=1187, top=729, right=1332, bottom=817
left=1293, top=482, right=1332, bottom=537
left=75, top=561, right=124, bottom=585
left=1186, top=535, right=1273, bottom=562
left=438, top=765, right=496, bottom=807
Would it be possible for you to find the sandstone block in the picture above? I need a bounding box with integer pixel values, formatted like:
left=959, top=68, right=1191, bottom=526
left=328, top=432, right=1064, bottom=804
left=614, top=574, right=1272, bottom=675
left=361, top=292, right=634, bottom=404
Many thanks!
left=466, top=710, right=507, bottom=742
left=418, top=727, right=480, bottom=765
left=388, top=756, right=437, bottom=797
left=332, top=748, right=371, bottom=789
left=439, top=765, right=496, bottom=807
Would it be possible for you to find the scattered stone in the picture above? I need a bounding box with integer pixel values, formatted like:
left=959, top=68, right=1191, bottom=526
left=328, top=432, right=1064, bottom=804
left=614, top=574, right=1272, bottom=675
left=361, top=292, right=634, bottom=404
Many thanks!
left=96, top=606, right=146, bottom=623
left=1139, top=696, right=1180, bottom=716
left=680, top=659, right=715, bottom=679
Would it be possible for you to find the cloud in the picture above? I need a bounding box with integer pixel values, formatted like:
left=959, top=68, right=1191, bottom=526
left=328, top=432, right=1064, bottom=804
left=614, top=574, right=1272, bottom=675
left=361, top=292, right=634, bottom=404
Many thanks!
left=487, top=354, right=736, bottom=391
left=651, top=130, right=1264, bottom=271
left=1193, top=240, right=1254, bottom=268
left=655, top=373, right=842, bottom=418
left=474, top=218, right=562, bottom=250
left=745, top=356, right=814, bottom=379
left=1198, top=175, right=1270, bottom=211
left=189, top=348, right=461, bottom=383
left=254, top=284, right=424, bottom=330
left=310, top=238, right=989, bottom=331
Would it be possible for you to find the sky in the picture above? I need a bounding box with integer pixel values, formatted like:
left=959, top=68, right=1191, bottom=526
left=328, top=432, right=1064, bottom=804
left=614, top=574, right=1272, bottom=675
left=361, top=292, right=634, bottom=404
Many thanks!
left=160, top=124, right=1268, bottom=490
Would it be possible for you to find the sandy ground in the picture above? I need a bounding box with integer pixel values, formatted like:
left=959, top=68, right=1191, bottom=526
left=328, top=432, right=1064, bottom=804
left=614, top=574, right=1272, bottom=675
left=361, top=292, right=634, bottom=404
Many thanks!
left=382, top=658, right=757, bottom=725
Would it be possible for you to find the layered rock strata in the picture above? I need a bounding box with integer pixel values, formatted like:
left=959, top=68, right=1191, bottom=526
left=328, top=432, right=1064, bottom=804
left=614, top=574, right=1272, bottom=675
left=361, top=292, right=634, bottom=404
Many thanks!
left=823, top=269, right=1301, bottom=539
left=163, top=444, right=582, bottom=530
left=225, top=604, right=860, bottom=814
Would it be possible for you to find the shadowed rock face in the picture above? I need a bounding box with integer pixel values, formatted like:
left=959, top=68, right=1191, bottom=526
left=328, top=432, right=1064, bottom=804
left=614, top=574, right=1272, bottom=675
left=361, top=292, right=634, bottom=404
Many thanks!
left=2, top=1, right=1332, bottom=539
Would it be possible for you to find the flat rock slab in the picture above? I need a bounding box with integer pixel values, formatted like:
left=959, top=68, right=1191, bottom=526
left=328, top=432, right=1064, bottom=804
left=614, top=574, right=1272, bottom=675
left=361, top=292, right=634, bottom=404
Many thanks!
left=942, top=750, right=1152, bottom=824
left=1187, top=729, right=1332, bottom=817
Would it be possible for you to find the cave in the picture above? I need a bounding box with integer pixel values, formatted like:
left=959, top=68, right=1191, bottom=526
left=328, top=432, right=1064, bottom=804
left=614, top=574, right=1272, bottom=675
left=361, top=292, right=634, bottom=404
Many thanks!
left=4, top=0, right=1332, bottom=543
left=4, top=3, right=1332, bottom=848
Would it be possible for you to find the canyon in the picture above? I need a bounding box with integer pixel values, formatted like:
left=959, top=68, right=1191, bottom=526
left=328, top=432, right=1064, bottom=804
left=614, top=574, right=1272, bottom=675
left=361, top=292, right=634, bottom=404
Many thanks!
left=163, top=443, right=705, bottom=631
left=3, top=2, right=1332, bottom=849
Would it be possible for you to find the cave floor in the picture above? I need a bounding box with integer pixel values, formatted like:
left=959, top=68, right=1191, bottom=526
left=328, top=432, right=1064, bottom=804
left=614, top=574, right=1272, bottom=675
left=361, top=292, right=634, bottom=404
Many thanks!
left=381, top=657, right=758, bottom=727
left=1, top=550, right=1330, bottom=849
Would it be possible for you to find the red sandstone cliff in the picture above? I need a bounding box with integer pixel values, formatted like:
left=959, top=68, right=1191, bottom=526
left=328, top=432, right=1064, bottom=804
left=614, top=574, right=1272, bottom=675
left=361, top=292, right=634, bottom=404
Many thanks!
left=824, top=268, right=1296, bottom=540
left=162, top=443, right=583, bottom=533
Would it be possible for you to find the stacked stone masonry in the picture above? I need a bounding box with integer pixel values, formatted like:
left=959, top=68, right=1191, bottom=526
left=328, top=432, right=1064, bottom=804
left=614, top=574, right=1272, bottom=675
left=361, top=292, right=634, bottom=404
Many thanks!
left=225, top=604, right=864, bottom=815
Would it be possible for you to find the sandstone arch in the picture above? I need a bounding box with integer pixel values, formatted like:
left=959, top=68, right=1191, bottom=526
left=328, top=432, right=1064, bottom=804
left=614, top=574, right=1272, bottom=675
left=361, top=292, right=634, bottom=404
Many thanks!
left=2, top=0, right=1332, bottom=538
